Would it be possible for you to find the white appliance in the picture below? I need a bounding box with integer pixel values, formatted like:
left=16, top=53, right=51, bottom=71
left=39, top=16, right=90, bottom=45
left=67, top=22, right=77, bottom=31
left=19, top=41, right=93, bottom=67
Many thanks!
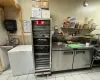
left=8, top=45, right=34, bottom=76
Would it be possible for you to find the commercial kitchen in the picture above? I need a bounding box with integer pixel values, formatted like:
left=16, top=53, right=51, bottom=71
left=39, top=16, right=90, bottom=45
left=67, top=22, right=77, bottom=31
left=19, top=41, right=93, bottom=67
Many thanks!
left=0, top=0, right=100, bottom=80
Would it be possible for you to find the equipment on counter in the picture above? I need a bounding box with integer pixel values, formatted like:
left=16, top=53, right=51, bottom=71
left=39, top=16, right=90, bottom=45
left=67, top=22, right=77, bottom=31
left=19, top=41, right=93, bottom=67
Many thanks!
left=32, top=18, right=52, bottom=75
left=86, top=39, right=99, bottom=47
left=90, top=39, right=98, bottom=46
left=52, top=33, right=67, bottom=43
left=4, top=20, right=17, bottom=33
left=7, top=38, right=19, bottom=46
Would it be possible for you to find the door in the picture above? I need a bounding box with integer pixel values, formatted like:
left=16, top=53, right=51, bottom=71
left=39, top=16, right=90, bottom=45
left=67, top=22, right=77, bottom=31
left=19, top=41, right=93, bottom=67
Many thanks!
left=52, top=50, right=74, bottom=71
left=73, top=50, right=92, bottom=69
left=52, top=50, right=62, bottom=71
left=62, top=51, right=74, bottom=70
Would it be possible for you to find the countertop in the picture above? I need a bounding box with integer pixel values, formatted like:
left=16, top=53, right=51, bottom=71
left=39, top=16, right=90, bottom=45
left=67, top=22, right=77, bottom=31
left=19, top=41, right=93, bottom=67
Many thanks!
left=52, top=42, right=94, bottom=51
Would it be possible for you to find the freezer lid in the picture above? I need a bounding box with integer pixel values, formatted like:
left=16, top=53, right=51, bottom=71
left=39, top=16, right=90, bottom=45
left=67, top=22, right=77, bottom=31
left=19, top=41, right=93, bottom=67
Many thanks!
left=8, top=45, right=32, bottom=52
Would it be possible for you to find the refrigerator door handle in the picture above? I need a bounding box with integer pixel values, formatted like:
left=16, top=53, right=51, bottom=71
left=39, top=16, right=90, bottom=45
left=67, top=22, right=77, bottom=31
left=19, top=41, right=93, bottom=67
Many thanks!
left=63, top=51, right=73, bottom=55
left=76, top=51, right=85, bottom=54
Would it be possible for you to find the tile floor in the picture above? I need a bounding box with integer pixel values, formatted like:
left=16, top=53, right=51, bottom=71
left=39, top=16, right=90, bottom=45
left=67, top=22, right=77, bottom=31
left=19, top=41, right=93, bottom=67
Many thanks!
left=1, top=68, right=100, bottom=80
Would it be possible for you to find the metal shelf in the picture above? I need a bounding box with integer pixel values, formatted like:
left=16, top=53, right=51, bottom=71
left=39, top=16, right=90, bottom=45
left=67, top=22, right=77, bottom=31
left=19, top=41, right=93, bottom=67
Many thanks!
left=36, top=60, right=49, bottom=63
left=61, top=27, right=93, bottom=34
left=36, top=58, right=49, bottom=60
left=33, top=29, right=50, bottom=31
left=35, top=68, right=50, bottom=72
left=35, top=53, right=49, bottom=55
left=34, top=37, right=50, bottom=38
left=34, top=45, right=50, bottom=46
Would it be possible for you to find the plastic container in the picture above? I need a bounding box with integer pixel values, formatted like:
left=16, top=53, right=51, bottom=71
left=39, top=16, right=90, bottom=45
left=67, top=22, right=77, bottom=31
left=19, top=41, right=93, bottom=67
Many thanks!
left=70, top=18, right=76, bottom=28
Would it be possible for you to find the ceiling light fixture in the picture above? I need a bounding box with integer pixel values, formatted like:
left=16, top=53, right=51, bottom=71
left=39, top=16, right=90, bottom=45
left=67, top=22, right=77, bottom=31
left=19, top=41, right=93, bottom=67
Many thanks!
left=83, top=0, right=88, bottom=7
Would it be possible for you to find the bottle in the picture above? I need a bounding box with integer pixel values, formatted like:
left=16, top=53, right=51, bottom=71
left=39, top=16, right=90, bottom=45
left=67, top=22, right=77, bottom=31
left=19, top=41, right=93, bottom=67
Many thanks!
left=70, top=18, right=76, bottom=28
left=63, top=22, right=66, bottom=27
left=65, top=17, right=71, bottom=28
left=88, top=19, right=94, bottom=29
left=75, top=22, right=79, bottom=28
left=84, top=17, right=88, bottom=24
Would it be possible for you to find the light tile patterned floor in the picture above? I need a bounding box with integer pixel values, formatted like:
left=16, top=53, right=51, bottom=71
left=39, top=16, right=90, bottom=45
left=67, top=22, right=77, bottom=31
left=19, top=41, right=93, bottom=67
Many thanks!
left=1, top=68, right=100, bottom=80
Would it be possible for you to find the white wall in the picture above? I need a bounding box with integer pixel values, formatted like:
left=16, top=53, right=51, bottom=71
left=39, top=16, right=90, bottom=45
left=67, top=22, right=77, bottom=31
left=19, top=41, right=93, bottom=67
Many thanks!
left=0, top=8, right=8, bottom=45
left=49, top=0, right=100, bottom=29
left=4, top=7, right=21, bottom=35
left=4, top=0, right=100, bottom=44
left=4, top=0, right=32, bottom=44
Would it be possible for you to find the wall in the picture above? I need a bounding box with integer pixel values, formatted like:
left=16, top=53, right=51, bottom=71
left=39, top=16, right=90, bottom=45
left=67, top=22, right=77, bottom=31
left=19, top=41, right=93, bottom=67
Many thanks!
left=4, top=0, right=32, bottom=44
left=0, top=8, right=8, bottom=45
left=4, top=0, right=100, bottom=44
left=4, top=7, right=21, bottom=35
left=49, top=0, right=100, bottom=30
left=20, top=0, right=32, bottom=44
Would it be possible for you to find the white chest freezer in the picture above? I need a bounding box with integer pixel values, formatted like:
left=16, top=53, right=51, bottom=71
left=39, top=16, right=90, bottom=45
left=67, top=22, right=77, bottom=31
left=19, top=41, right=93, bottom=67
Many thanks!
left=8, top=45, right=34, bottom=76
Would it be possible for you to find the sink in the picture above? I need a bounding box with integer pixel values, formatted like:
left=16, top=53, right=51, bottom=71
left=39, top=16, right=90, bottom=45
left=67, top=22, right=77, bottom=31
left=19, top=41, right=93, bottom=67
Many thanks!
left=1, top=46, right=14, bottom=50
left=0, top=44, right=16, bottom=50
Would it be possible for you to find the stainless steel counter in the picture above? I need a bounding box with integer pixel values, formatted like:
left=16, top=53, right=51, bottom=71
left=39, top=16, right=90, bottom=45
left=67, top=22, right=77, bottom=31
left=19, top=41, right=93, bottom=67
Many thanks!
left=52, top=42, right=94, bottom=51
left=52, top=42, right=72, bottom=51
left=52, top=42, right=94, bottom=72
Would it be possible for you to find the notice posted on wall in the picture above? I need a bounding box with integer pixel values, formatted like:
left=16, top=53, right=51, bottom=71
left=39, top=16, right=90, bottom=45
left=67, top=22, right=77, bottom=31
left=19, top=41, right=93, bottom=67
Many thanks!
left=23, top=20, right=31, bottom=33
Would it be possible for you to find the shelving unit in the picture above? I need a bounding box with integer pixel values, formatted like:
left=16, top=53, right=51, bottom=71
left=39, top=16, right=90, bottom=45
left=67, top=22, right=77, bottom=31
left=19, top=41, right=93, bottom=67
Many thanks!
left=32, top=18, right=52, bottom=75
left=61, top=27, right=93, bottom=35
left=0, top=0, right=20, bottom=9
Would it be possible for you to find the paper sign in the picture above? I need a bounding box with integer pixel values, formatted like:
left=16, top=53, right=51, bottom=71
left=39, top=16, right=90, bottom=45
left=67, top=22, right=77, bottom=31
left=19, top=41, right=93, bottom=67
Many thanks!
left=23, top=20, right=31, bottom=32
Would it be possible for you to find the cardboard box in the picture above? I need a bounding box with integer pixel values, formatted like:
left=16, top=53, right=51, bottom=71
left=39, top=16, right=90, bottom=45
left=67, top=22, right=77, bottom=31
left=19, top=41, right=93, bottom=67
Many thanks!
left=41, top=1, right=49, bottom=8
left=42, top=9, right=50, bottom=18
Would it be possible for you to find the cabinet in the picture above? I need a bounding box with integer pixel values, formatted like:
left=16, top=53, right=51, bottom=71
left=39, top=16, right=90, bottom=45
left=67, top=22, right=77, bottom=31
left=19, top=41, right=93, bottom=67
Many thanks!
left=73, top=50, right=93, bottom=69
left=62, top=51, right=74, bottom=70
left=52, top=49, right=93, bottom=71
left=52, top=50, right=74, bottom=71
